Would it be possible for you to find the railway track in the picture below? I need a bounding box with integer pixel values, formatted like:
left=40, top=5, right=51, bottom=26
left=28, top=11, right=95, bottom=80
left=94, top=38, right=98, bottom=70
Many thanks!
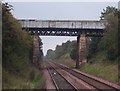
left=48, top=61, right=120, bottom=91
left=46, top=62, right=78, bottom=91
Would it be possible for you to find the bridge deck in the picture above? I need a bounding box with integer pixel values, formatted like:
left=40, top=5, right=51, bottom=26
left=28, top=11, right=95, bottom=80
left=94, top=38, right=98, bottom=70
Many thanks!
left=18, top=19, right=106, bottom=36
left=19, top=19, right=106, bottom=29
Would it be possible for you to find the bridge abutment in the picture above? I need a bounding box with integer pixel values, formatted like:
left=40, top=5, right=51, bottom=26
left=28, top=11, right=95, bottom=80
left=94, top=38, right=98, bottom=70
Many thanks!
left=76, top=34, right=87, bottom=69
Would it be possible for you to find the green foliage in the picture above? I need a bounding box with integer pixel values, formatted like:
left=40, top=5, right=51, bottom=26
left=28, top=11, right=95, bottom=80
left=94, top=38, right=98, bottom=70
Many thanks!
left=39, top=49, right=43, bottom=61
left=80, top=6, right=120, bottom=83
left=70, top=48, right=77, bottom=61
left=29, top=67, right=45, bottom=89
left=45, top=40, right=77, bottom=60
left=98, top=7, right=119, bottom=61
left=39, top=37, right=43, bottom=49
left=81, top=63, right=119, bottom=83
left=46, top=49, right=55, bottom=60
left=54, top=57, right=75, bottom=68
left=2, top=3, right=33, bottom=72
left=87, top=37, right=101, bottom=59
left=88, top=6, right=119, bottom=62
left=3, top=67, right=45, bottom=89
left=81, top=6, right=120, bottom=83
left=100, top=6, right=118, bottom=20
left=39, top=37, right=43, bottom=61
left=64, top=53, right=70, bottom=59
left=2, top=3, right=44, bottom=88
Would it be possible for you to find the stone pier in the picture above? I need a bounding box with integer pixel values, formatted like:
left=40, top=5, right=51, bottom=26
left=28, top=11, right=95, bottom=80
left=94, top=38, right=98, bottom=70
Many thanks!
left=76, top=34, right=87, bottom=69
left=33, top=31, right=40, bottom=66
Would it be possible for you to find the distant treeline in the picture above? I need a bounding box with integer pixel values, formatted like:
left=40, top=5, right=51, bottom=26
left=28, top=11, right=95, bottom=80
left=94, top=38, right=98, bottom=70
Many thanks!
left=45, top=40, right=77, bottom=60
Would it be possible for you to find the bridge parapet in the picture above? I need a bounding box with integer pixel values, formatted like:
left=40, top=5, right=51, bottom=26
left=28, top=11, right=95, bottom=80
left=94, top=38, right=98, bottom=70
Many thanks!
left=18, top=19, right=106, bottom=29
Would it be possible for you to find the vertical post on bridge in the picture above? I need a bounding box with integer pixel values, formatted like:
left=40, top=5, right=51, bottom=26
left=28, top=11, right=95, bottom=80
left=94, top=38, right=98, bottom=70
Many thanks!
left=76, top=34, right=87, bottom=69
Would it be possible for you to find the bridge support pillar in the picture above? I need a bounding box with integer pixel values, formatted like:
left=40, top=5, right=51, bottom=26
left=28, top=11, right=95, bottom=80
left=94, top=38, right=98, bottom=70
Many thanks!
left=76, top=35, right=80, bottom=69
left=76, top=34, right=87, bottom=69
left=33, top=31, right=40, bottom=66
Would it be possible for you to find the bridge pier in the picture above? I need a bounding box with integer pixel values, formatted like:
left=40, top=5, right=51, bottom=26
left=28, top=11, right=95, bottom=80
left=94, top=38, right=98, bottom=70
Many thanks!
left=76, top=35, right=80, bottom=69
left=33, top=31, right=40, bottom=66
left=76, top=34, right=87, bottom=69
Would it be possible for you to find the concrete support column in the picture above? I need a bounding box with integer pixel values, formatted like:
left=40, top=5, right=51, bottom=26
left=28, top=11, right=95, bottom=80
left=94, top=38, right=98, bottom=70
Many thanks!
left=76, top=34, right=87, bottom=69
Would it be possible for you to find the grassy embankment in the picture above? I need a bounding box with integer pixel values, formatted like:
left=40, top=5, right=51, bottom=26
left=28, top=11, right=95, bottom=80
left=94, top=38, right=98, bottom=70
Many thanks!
left=80, top=51, right=119, bottom=83
left=3, top=66, right=45, bottom=89
left=54, top=52, right=119, bottom=83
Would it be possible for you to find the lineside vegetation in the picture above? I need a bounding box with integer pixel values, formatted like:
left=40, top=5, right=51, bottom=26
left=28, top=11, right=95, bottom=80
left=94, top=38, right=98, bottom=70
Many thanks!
left=2, top=3, right=44, bottom=89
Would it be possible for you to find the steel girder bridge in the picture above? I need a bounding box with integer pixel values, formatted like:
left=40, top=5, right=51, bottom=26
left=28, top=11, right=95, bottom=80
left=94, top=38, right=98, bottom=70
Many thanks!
left=18, top=19, right=106, bottom=68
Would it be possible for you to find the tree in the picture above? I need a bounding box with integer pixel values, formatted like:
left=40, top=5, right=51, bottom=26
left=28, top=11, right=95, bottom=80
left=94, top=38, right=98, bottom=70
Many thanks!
left=46, top=49, right=55, bottom=60
left=39, top=37, right=43, bottom=49
left=2, top=3, right=33, bottom=72
left=70, top=48, right=77, bottom=61
left=100, top=6, right=118, bottom=20
left=39, top=37, right=43, bottom=61
left=98, top=6, right=119, bottom=61
left=45, top=40, right=77, bottom=61
left=88, top=37, right=101, bottom=59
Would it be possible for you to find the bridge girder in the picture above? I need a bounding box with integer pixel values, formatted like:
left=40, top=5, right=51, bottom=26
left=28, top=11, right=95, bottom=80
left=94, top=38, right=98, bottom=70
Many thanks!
left=22, top=27, right=104, bottom=37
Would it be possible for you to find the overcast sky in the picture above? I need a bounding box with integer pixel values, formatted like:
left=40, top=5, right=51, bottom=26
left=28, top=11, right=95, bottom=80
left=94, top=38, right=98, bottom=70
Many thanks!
left=5, top=1, right=118, bottom=55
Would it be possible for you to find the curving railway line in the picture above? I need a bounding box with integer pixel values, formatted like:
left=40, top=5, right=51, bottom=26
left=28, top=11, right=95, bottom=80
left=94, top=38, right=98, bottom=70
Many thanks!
left=45, top=61, right=120, bottom=91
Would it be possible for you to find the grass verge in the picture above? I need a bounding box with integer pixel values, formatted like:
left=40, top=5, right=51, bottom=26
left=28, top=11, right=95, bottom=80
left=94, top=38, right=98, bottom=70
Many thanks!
left=2, top=66, right=45, bottom=89
left=80, top=63, right=119, bottom=83
left=54, top=56, right=75, bottom=68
